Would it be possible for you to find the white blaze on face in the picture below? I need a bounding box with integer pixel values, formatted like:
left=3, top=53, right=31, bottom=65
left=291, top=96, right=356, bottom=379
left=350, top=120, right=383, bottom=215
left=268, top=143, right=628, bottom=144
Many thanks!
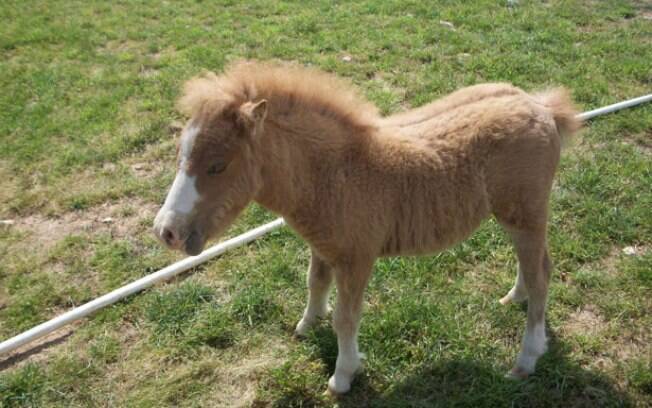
left=160, top=124, right=201, bottom=215
left=162, top=169, right=199, bottom=214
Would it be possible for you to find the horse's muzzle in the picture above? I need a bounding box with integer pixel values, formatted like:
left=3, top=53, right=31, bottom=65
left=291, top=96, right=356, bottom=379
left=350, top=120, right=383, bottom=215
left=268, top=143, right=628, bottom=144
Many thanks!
left=153, top=209, right=203, bottom=255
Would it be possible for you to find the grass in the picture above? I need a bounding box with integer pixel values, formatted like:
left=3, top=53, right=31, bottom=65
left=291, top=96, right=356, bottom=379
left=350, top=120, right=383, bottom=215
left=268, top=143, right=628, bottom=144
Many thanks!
left=1, top=0, right=651, bottom=406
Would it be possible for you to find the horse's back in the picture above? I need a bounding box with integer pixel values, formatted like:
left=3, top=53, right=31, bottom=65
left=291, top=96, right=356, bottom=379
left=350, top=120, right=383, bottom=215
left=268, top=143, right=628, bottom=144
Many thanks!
left=380, top=83, right=526, bottom=129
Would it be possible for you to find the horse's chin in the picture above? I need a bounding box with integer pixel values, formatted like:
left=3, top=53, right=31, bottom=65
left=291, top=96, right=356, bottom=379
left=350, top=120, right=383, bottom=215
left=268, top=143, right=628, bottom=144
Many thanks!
left=184, top=207, right=243, bottom=256
left=184, top=230, right=205, bottom=256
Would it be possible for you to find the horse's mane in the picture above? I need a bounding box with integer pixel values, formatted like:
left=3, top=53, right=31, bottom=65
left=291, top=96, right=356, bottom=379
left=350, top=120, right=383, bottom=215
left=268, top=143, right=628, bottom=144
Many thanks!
left=178, top=60, right=380, bottom=130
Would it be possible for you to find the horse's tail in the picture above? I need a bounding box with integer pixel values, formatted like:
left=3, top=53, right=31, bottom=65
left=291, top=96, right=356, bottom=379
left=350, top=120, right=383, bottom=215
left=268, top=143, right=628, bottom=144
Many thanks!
left=534, top=88, right=582, bottom=145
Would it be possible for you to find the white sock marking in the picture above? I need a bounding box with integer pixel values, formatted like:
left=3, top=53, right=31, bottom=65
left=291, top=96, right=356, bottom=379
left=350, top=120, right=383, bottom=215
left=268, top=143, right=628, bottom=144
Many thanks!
left=329, top=334, right=362, bottom=393
left=517, top=321, right=547, bottom=373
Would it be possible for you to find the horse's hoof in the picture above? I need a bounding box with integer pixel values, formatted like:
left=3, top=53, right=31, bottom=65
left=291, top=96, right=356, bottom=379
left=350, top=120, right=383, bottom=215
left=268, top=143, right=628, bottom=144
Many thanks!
left=294, top=319, right=313, bottom=337
left=327, top=375, right=351, bottom=395
left=499, top=295, right=512, bottom=305
left=505, top=366, right=530, bottom=380
left=499, top=292, right=527, bottom=305
left=323, top=387, right=346, bottom=400
left=323, top=387, right=341, bottom=399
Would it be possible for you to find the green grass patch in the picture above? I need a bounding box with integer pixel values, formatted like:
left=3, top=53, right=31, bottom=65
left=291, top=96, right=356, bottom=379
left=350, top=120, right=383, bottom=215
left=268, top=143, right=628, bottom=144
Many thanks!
left=0, top=0, right=651, bottom=406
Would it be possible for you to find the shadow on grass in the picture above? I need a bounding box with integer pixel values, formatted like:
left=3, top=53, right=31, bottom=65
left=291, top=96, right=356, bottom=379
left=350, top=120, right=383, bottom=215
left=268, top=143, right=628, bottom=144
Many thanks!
left=301, top=325, right=633, bottom=408
left=0, top=330, right=74, bottom=372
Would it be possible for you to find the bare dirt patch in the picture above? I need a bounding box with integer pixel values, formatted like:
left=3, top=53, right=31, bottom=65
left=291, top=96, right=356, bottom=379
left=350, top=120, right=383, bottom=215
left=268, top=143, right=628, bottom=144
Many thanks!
left=623, top=131, right=652, bottom=155
left=139, top=68, right=160, bottom=79
left=129, top=161, right=165, bottom=180
left=563, top=303, right=651, bottom=376
left=564, top=304, right=605, bottom=337
left=205, top=341, right=288, bottom=408
left=592, top=247, right=622, bottom=277
left=125, top=137, right=175, bottom=180
left=213, top=358, right=277, bottom=407
left=597, top=327, right=651, bottom=378
left=14, top=198, right=159, bottom=252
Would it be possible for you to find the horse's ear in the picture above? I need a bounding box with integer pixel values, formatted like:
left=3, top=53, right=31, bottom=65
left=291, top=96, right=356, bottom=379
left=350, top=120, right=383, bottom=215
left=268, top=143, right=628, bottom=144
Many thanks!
left=239, top=100, right=268, bottom=125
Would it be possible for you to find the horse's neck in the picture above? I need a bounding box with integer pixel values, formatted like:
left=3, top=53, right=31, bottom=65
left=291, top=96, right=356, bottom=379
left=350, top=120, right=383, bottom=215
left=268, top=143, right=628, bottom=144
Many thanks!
left=253, top=112, right=372, bottom=217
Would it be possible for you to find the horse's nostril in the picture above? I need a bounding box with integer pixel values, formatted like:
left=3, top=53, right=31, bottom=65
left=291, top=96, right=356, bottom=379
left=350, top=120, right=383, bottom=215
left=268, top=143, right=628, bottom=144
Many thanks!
left=162, top=228, right=176, bottom=245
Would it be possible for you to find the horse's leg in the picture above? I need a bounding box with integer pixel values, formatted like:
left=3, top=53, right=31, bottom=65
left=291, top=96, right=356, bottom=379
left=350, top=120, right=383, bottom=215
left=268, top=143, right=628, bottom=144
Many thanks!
left=499, top=263, right=529, bottom=305
left=327, top=258, right=374, bottom=394
left=500, top=246, right=553, bottom=305
left=295, top=249, right=333, bottom=336
left=504, top=227, right=551, bottom=378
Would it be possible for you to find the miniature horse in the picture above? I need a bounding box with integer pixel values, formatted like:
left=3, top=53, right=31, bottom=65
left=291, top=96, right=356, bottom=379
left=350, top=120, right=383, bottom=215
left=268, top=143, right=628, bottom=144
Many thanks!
left=153, top=61, right=581, bottom=394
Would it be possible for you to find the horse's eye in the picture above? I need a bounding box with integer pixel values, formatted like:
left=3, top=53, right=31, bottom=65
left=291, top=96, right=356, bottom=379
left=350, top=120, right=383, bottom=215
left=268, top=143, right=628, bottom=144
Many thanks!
left=207, top=162, right=227, bottom=175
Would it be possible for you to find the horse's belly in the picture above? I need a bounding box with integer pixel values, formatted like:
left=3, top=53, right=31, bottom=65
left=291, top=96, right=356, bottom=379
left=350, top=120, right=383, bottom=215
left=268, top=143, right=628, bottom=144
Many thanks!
left=380, top=196, right=490, bottom=257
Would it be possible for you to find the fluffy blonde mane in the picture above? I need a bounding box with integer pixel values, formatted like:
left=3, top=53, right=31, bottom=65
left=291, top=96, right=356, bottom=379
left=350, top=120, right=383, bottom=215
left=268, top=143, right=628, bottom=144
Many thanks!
left=177, top=60, right=380, bottom=130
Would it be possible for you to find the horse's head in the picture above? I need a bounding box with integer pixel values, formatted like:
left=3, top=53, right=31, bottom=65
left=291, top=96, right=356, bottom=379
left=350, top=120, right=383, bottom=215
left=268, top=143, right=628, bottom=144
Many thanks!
left=153, top=94, right=268, bottom=256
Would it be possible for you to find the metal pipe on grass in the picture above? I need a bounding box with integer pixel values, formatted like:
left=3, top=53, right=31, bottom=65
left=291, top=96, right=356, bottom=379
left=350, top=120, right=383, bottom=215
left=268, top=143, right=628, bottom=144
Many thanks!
left=0, top=218, right=285, bottom=356
left=576, top=94, right=652, bottom=121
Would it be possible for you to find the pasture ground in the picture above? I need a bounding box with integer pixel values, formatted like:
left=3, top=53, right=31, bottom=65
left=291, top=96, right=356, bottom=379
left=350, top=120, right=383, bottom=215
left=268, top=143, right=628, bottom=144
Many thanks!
left=1, top=0, right=651, bottom=406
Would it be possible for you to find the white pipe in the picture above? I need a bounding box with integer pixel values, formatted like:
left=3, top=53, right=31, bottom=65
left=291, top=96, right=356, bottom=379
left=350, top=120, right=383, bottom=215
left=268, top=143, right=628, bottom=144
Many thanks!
left=1, top=93, right=651, bottom=357
left=0, top=218, right=285, bottom=356
left=576, top=93, right=652, bottom=121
